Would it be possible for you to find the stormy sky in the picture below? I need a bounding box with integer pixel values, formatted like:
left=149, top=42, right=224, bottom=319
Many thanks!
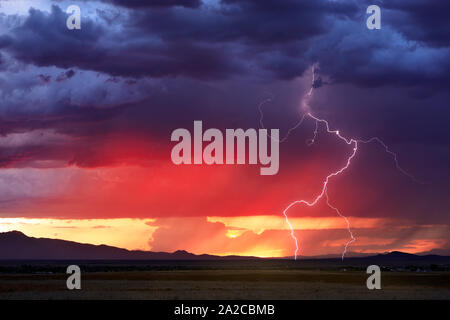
left=0, top=0, right=449, bottom=256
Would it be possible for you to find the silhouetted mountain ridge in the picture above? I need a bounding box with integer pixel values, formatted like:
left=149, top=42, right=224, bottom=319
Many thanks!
left=0, top=231, right=257, bottom=260
left=1, top=231, right=449, bottom=261
left=370, top=250, right=446, bottom=261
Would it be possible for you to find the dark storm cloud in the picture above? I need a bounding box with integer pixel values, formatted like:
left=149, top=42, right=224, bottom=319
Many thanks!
left=0, top=101, right=126, bottom=137
left=0, top=100, right=144, bottom=169
left=0, top=6, right=104, bottom=67
left=38, top=74, right=51, bottom=83
left=104, top=0, right=202, bottom=9
left=134, top=0, right=357, bottom=44
left=2, top=5, right=241, bottom=79
left=54, top=0, right=202, bottom=8
left=384, top=0, right=450, bottom=47
left=0, top=0, right=359, bottom=80
left=0, top=147, right=37, bottom=168
left=2, top=0, right=448, bottom=92
left=56, top=69, right=75, bottom=82
left=0, top=34, right=12, bottom=48
left=0, top=0, right=449, bottom=171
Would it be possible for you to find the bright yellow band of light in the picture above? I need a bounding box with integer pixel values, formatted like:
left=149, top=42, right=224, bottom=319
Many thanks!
left=208, top=215, right=385, bottom=235
left=0, top=218, right=156, bottom=251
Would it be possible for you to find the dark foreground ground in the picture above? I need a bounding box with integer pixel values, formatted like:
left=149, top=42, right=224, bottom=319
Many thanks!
left=0, top=259, right=449, bottom=299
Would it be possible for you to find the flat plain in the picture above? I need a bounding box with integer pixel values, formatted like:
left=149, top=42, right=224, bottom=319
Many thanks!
left=0, top=259, right=449, bottom=299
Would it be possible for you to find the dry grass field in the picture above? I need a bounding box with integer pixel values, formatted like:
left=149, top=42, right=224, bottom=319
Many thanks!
left=1, top=269, right=449, bottom=300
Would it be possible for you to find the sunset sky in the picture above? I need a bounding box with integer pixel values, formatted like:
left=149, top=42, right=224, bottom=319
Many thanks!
left=0, top=0, right=449, bottom=257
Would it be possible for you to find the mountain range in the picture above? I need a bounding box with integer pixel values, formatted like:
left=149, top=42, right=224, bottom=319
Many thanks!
left=1, top=231, right=449, bottom=261
left=0, top=231, right=254, bottom=260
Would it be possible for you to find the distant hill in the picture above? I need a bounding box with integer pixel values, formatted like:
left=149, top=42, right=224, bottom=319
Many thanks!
left=1, top=231, right=449, bottom=262
left=368, top=250, right=450, bottom=262
left=0, top=231, right=257, bottom=260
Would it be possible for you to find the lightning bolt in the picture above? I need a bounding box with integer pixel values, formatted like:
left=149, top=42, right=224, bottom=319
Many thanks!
left=259, top=65, right=420, bottom=261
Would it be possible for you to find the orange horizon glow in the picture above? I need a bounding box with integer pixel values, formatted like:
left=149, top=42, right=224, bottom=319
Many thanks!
left=1, top=216, right=446, bottom=257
